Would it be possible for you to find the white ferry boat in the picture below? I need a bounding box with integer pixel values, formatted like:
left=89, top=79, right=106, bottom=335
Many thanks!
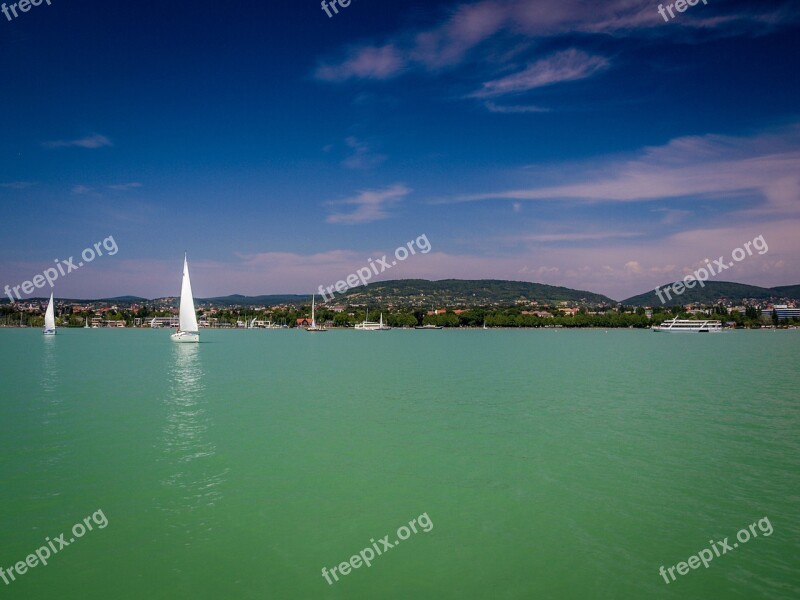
left=652, top=317, right=722, bottom=333
left=355, top=311, right=390, bottom=331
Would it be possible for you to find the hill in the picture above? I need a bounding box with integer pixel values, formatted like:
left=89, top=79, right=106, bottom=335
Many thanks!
left=335, top=279, right=616, bottom=307
left=771, top=284, right=800, bottom=298
left=621, top=281, right=800, bottom=306
left=193, top=294, right=308, bottom=307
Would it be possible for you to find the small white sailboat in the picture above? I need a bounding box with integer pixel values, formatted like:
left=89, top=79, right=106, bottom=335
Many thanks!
left=306, top=294, right=327, bottom=332
left=171, top=253, right=200, bottom=343
left=43, top=292, right=56, bottom=335
left=84, top=317, right=90, bottom=329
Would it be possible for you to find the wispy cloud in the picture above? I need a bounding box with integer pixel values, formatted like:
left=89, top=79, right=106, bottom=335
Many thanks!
left=0, top=181, right=35, bottom=189
left=71, top=184, right=95, bottom=195
left=485, top=101, right=549, bottom=114
left=342, top=137, right=387, bottom=170
left=446, top=123, right=800, bottom=218
left=43, top=134, right=112, bottom=149
left=513, top=231, right=645, bottom=243
left=472, top=49, right=609, bottom=97
left=107, top=182, right=142, bottom=191
left=316, top=45, right=406, bottom=82
left=313, top=0, right=794, bottom=83
left=326, top=184, right=410, bottom=224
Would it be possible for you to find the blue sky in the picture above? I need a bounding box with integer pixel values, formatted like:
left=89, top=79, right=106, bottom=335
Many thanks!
left=1, top=0, right=798, bottom=301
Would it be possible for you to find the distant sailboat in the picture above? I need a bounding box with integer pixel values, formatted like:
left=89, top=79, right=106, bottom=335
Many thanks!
left=84, top=317, right=90, bottom=328
left=306, top=294, right=327, bottom=332
left=43, top=292, right=56, bottom=335
left=171, top=254, right=200, bottom=343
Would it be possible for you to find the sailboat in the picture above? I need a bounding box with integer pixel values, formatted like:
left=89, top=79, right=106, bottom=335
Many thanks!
left=306, top=294, right=327, bottom=332
left=43, top=292, right=56, bottom=335
left=170, top=253, right=200, bottom=343
left=84, top=317, right=90, bottom=328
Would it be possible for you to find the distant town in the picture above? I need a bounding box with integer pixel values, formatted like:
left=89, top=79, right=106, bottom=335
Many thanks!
left=2, top=280, right=799, bottom=330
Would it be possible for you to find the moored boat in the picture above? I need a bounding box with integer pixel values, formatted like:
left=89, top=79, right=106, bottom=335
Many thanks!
left=355, top=311, right=390, bottom=331
left=652, top=317, right=722, bottom=333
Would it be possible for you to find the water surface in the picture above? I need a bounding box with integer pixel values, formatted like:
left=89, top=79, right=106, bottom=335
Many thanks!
left=1, top=329, right=798, bottom=599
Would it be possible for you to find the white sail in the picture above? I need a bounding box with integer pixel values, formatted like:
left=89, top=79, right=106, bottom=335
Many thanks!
left=178, top=254, right=199, bottom=333
left=306, top=294, right=327, bottom=332
left=43, top=293, right=56, bottom=333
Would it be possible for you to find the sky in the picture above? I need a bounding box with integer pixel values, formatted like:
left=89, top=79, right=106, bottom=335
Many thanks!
left=0, top=0, right=798, bottom=301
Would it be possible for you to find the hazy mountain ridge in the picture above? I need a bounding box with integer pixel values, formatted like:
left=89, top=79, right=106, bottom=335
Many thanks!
left=4, top=280, right=799, bottom=307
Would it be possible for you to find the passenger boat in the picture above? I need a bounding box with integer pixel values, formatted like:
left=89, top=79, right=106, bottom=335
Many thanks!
left=652, top=317, right=722, bottom=333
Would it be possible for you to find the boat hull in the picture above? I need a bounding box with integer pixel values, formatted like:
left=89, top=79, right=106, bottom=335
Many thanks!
left=652, top=326, right=722, bottom=333
left=43, top=329, right=56, bottom=336
left=652, top=329, right=721, bottom=333
left=170, top=331, right=199, bottom=343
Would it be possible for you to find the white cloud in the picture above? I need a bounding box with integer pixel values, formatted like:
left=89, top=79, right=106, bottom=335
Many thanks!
left=326, top=184, right=410, bottom=224
left=314, top=0, right=794, bottom=83
left=513, top=231, right=645, bottom=243
left=448, top=123, right=800, bottom=218
left=107, top=182, right=142, bottom=191
left=473, top=49, right=609, bottom=97
left=0, top=181, right=35, bottom=189
left=485, top=101, right=549, bottom=114
left=316, top=45, right=406, bottom=82
left=43, top=134, right=112, bottom=149
left=341, top=137, right=387, bottom=170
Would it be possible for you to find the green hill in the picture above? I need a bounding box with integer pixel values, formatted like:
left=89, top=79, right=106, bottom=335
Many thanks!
left=335, top=279, right=616, bottom=307
left=771, top=285, right=800, bottom=298
left=622, top=281, right=800, bottom=306
left=198, top=294, right=308, bottom=307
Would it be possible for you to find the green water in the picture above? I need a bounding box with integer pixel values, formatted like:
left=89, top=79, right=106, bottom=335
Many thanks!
left=0, top=328, right=798, bottom=599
